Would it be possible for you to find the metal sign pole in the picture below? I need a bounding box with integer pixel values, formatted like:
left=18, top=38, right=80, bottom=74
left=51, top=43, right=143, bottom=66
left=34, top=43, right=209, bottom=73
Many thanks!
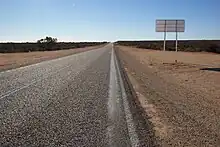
left=164, top=31, right=166, bottom=51
left=175, top=20, right=178, bottom=52
left=164, top=20, right=166, bottom=51
left=176, top=32, right=178, bottom=52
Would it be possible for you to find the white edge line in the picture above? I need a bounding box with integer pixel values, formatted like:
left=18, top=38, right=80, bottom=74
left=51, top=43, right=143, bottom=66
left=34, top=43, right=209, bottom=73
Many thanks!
left=107, top=45, right=117, bottom=146
left=0, top=64, right=70, bottom=100
left=113, top=45, right=140, bottom=147
left=0, top=83, right=34, bottom=100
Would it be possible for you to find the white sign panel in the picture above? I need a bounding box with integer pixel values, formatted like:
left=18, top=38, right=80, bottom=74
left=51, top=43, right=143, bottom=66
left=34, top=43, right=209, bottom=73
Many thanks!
left=156, top=20, right=185, bottom=32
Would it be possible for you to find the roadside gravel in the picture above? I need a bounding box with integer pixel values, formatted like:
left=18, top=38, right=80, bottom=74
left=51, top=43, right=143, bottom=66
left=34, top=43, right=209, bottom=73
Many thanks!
left=116, top=46, right=220, bottom=146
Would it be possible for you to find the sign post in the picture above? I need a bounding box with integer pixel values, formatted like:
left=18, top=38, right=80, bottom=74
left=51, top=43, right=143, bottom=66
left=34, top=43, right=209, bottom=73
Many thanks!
left=175, top=20, right=178, bottom=52
left=164, top=30, right=166, bottom=51
left=164, top=20, right=166, bottom=51
left=156, top=19, right=185, bottom=52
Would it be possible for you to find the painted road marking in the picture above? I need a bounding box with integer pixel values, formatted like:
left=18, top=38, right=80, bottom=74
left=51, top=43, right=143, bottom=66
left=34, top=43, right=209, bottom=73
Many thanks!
left=108, top=45, right=140, bottom=147
left=114, top=47, right=140, bottom=147
left=107, top=46, right=117, bottom=146
left=0, top=64, right=80, bottom=100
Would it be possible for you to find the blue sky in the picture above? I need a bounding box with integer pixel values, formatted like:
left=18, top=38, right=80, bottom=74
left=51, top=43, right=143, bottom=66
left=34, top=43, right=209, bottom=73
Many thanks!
left=0, top=0, right=219, bottom=42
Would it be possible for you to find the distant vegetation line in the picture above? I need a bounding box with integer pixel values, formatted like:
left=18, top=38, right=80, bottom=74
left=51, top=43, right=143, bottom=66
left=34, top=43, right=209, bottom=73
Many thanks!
left=116, top=40, right=220, bottom=53
left=0, top=37, right=108, bottom=53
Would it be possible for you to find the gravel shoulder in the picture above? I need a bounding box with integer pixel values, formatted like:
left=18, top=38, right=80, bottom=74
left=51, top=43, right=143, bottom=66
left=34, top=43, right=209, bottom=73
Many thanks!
left=116, top=45, right=220, bottom=146
left=0, top=45, right=105, bottom=72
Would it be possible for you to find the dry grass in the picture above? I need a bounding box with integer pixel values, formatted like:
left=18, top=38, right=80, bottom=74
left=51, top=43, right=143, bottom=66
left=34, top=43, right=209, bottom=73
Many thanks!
left=0, top=45, right=102, bottom=72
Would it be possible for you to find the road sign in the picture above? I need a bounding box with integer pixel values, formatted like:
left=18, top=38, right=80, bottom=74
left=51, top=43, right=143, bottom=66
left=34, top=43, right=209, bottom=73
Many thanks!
left=156, top=19, right=185, bottom=51
left=156, top=20, right=185, bottom=32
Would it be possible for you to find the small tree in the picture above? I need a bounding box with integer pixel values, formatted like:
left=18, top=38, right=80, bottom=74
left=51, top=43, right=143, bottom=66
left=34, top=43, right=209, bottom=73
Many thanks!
left=37, top=37, right=58, bottom=51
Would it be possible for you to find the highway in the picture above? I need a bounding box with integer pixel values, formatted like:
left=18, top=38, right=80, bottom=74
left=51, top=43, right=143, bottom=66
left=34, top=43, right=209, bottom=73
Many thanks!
left=0, top=44, right=153, bottom=147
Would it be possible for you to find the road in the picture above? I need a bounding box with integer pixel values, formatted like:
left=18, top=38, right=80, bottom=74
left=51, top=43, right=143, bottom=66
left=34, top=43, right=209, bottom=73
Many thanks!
left=0, top=44, right=154, bottom=147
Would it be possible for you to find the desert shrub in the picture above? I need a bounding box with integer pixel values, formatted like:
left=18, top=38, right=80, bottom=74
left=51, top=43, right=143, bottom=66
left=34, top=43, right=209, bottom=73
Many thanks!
left=0, top=37, right=107, bottom=53
left=116, top=40, right=220, bottom=54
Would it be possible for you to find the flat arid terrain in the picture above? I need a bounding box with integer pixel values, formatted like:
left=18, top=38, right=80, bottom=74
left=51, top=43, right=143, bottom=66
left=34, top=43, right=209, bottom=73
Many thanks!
left=116, top=45, right=220, bottom=146
left=0, top=45, right=103, bottom=72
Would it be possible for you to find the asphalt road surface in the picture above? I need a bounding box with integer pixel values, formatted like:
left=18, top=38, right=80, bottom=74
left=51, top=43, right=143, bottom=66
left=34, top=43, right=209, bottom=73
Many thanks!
left=0, top=44, right=153, bottom=147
